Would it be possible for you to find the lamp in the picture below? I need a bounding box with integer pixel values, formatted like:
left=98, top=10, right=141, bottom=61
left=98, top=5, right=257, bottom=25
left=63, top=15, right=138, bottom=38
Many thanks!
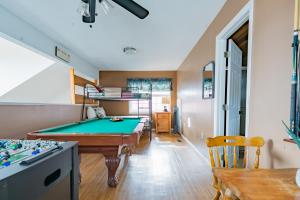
left=162, top=96, right=170, bottom=112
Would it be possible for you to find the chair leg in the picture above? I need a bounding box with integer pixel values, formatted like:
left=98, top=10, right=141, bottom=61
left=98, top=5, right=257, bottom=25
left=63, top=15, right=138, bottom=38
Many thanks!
left=213, top=191, right=221, bottom=200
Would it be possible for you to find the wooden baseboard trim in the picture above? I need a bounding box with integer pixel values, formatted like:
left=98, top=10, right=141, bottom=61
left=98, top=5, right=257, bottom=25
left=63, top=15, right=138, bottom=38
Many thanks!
left=181, top=134, right=210, bottom=165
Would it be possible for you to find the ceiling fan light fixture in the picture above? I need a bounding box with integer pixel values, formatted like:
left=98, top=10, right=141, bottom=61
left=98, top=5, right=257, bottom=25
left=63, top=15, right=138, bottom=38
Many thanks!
left=78, top=0, right=149, bottom=25
left=77, top=1, right=91, bottom=17
left=123, top=47, right=137, bottom=55
left=100, top=0, right=114, bottom=15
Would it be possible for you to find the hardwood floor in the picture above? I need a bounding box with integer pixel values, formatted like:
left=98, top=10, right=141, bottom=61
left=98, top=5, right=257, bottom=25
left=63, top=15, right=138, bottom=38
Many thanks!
left=79, top=133, right=214, bottom=200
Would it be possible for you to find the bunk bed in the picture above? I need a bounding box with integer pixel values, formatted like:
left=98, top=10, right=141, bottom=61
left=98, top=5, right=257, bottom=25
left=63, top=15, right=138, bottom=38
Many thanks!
left=80, top=84, right=153, bottom=141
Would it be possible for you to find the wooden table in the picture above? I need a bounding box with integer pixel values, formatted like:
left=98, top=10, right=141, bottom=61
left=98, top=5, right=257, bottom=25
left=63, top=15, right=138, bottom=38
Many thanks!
left=212, top=168, right=300, bottom=200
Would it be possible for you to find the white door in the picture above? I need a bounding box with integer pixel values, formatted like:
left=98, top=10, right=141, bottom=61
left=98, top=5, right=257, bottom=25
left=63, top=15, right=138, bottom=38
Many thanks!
left=226, top=39, right=242, bottom=167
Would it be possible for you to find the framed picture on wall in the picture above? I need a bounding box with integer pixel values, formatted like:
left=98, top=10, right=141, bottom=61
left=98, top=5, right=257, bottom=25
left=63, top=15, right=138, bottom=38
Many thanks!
left=202, top=61, right=215, bottom=99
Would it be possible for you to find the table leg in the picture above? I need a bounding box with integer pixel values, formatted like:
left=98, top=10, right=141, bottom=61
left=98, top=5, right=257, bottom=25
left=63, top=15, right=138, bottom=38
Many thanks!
left=79, top=153, right=82, bottom=183
left=128, top=144, right=134, bottom=156
left=122, top=145, right=135, bottom=156
left=104, top=154, right=121, bottom=187
left=213, top=191, right=221, bottom=200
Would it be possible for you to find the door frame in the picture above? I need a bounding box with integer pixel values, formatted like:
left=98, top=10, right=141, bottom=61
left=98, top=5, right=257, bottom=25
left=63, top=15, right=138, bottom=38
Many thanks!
left=214, top=0, right=254, bottom=137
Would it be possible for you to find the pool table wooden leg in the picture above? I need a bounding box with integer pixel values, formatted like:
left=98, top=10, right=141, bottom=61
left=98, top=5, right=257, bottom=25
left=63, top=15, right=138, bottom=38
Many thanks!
left=104, top=154, right=121, bottom=187
left=122, top=145, right=134, bottom=156
left=127, top=144, right=135, bottom=156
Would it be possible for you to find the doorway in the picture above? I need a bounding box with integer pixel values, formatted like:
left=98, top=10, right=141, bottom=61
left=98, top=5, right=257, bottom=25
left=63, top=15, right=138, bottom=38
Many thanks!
left=224, top=21, right=249, bottom=138
left=225, top=22, right=249, bottom=165
left=214, top=1, right=254, bottom=166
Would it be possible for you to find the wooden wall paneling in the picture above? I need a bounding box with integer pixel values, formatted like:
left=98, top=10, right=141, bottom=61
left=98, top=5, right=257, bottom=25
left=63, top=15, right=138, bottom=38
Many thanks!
left=75, top=94, right=96, bottom=105
left=70, top=68, right=76, bottom=104
left=72, top=73, right=98, bottom=105
left=74, top=75, right=96, bottom=87
left=98, top=71, right=177, bottom=127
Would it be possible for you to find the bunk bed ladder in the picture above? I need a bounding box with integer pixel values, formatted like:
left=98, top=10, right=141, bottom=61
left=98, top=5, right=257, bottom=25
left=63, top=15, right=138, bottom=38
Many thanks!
left=80, top=85, right=87, bottom=121
left=148, top=84, right=153, bottom=141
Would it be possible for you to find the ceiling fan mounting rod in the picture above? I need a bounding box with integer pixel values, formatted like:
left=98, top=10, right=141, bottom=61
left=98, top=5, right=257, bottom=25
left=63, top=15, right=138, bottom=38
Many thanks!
left=82, top=0, right=96, bottom=23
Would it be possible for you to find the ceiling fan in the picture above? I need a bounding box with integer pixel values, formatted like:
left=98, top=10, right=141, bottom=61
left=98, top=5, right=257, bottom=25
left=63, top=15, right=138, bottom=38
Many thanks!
left=78, top=0, right=149, bottom=24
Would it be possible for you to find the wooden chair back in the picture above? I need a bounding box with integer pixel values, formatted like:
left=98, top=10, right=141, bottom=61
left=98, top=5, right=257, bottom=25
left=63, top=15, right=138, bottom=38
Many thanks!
left=206, top=136, right=264, bottom=169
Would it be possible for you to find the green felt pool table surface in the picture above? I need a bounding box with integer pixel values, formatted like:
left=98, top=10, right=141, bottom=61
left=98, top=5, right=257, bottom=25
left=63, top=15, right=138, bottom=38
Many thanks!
left=40, top=118, right=143, bottom=135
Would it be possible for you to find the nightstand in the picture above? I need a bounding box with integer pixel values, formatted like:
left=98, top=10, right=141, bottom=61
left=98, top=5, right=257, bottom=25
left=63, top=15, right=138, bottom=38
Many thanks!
left=155, top=112, right=171, bottom=134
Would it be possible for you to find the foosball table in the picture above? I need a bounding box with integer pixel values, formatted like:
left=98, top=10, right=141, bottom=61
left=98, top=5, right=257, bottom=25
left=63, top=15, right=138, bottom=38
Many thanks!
left=0, top=139, right=79, bottom=200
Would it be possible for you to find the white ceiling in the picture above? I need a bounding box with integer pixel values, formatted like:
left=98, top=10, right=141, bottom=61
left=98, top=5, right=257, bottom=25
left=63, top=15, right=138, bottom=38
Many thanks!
left=0, top=0, right=226, bottom=71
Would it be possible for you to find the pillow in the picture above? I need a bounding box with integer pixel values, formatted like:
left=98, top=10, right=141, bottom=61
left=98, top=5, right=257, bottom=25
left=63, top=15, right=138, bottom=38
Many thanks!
left=87, top=107, right=97, bottom=119
left=95, top=107, right=106, bottom=118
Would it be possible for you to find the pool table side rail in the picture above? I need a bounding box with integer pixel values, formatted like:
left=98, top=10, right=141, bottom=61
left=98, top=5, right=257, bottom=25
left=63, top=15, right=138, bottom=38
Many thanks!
left=26, top=118, right=146, bottom=146
left=26, top=133, right=139, bottom=146
left=36, top=117, right=146, bottom=133
left=36, top=121, right=80, bottom=133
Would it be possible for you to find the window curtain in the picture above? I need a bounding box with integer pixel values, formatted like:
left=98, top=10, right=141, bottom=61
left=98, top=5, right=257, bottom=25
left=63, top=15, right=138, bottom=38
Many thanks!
left=127, top=78, right=172, bottom=91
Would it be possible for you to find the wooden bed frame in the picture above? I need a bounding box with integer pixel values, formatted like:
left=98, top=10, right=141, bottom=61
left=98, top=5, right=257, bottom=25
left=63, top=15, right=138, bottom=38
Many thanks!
left=70, top=68, right=98, bottom=105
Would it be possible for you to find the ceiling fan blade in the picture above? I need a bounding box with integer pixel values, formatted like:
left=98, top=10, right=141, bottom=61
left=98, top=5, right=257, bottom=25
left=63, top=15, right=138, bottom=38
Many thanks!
left=112, top=0, right=149, bottom=19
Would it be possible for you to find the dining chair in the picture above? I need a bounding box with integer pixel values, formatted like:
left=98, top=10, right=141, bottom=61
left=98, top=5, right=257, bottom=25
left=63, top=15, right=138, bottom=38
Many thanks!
left=206, top=136, right=265, bottom=200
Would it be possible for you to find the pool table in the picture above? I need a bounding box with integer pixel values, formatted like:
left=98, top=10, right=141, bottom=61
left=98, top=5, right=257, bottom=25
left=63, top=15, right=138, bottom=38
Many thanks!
left=27, top=117, right=146, bottom=187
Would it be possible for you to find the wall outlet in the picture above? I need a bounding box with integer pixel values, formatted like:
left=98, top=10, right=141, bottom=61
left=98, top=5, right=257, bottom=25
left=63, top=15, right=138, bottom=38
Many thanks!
left=200, top=132, right=205, bottom=140
left=187, top=117, right=191, bottom=128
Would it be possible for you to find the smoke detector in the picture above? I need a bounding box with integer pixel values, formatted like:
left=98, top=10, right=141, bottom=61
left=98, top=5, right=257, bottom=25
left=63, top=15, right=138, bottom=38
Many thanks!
left=123, top=47, right=137, bottom=55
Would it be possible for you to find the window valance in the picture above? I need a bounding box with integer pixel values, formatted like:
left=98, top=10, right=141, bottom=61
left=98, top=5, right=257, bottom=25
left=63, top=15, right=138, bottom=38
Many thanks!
left=127, top=78, right=172, bottom=91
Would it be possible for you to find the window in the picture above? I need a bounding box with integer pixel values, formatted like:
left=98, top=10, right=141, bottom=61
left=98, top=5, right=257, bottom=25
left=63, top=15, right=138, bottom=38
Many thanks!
left=152, top=91, right=171, bottom=112
left=129, top=100, right=150, bottom=115
left=129, top=91, right=171, bottom=114
left=128, top=78, right=172, bottom=115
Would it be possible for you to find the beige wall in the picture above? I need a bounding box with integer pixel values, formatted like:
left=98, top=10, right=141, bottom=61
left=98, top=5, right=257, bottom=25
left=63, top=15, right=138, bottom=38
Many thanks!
left=177, top=0, right=249, bottom=157
left=248, top=0, right=300, bottom=168
left=177, top=0, right=300, bottom=168
left=99, top=71, right=177, bottom=125
left=0, top=104, right=81, bottom=138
